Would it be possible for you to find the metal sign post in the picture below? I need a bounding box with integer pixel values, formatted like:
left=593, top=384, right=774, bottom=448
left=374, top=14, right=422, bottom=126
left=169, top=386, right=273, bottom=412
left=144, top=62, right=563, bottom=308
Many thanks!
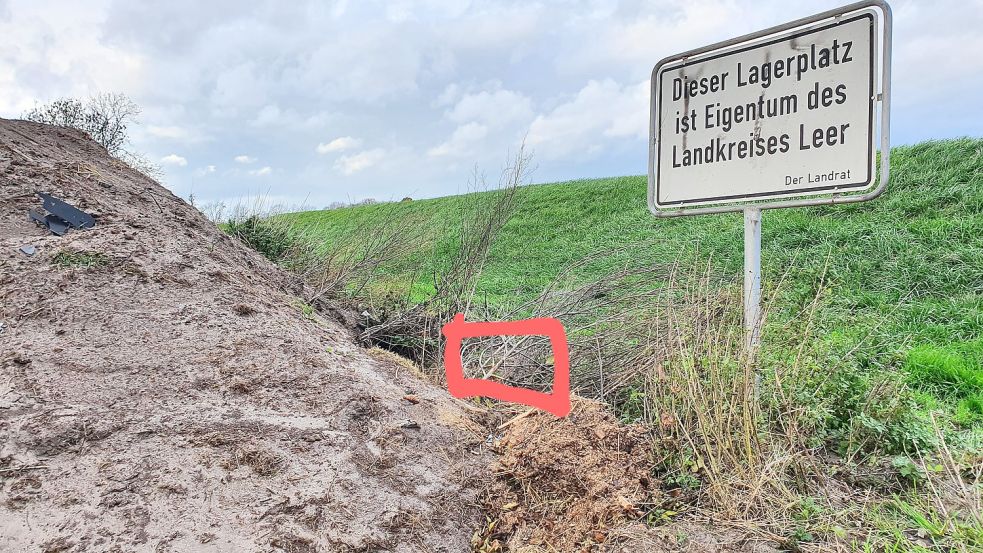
left=647, top=0, right=892, bottom=353
left=743, top=208, right=762, bottom=349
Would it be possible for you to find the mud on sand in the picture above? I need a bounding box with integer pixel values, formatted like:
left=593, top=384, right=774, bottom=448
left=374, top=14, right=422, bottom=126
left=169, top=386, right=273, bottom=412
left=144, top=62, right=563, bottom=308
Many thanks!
left=0, top=119, right=489, bottom=552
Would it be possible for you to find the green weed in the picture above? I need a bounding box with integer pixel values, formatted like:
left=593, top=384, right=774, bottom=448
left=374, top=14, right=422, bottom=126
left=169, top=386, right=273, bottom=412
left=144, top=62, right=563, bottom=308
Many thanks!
left=292, top=299, right=316, bottom=321
left=226, top=214, right=298, bottom=262
left=51, top=250, right=109, bottom=268
left=905, top=343, right=983, bottom=399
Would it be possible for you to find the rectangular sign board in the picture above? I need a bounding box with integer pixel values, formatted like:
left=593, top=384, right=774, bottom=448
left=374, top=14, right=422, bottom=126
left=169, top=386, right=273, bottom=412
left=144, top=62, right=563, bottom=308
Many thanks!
left=649, top=2, right=890, bottom=213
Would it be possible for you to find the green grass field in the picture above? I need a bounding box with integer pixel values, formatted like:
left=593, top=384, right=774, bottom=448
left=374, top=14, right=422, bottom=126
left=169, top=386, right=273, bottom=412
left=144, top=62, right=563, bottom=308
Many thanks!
left=286, top=138, right=983, bottom=443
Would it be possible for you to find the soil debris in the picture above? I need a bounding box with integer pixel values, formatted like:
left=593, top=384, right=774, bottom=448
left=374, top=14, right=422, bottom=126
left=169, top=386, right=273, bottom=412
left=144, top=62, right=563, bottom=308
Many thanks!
left=480, top=399, right=657, bottom=551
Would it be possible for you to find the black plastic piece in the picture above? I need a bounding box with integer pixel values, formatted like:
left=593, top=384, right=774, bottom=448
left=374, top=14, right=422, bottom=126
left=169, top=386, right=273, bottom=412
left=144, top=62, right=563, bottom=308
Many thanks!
left=27, top=209, right=46, bottom=226
left=37, top=193, right=95, bottom=229
left=44, top=214, right=70, bottom=236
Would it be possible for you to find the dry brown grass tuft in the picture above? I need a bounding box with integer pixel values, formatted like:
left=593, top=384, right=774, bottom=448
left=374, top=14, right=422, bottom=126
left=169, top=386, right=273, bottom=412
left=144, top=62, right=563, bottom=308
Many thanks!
left=223, top=444, right=286, bottom=477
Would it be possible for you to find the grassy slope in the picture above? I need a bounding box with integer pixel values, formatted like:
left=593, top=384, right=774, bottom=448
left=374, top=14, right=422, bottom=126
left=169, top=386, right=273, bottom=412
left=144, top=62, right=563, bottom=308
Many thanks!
left=294, top=141, right=980, bottom=326
left=289, top=139, right=983, bottom=399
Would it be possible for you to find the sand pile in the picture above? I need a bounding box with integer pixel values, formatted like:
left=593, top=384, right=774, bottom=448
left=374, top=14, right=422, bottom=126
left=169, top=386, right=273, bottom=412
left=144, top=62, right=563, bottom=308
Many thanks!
left=0, top=119, right=487, bottom=552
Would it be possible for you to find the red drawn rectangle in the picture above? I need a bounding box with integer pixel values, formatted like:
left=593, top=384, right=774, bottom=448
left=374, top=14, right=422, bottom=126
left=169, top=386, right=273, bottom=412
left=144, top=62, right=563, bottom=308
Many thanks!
left=441, top=313, right=571, bottom=417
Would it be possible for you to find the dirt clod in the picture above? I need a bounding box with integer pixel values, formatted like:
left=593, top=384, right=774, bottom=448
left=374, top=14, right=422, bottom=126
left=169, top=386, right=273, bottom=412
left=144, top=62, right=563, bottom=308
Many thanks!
left=232, top=303, right=257, bottom=316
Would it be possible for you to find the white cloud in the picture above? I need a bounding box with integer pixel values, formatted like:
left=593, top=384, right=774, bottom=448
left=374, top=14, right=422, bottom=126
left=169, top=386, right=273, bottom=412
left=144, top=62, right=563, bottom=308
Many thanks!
left=248, top=104, right=334, bottom=129
left=433, top=83, right=461, bottom=108
left=209, top=61, right=270, bottom=114
left=0, top=0, right=976, bottom=206
left=0, top=2, right=143, bottom=115
left=892, top=1, right=983, bottom=107
left=147, top=125, right=189, bottom=140
left=437, top=3, right=544, bottom=53
left=248, top=166, right=272, bottom=176
left=160, top=154, right=188, bottom=166
left=527, top=79, right=648, bottom=160
left=293, top=25, right=425, bottom=104
left=334, top=148, right=386, bottom=175
left=193, top=164, right=216, bottom=177
left=555, top=0, right=767, bottom=77
left=316, top=136, right=362, bottom=154
left=446, top=87, right=533, bottom=129
left=428, top=122, right=488, bottom=158
left=425, top=84, right=533, bottom=161
left=250, top=104, right=282, bottom=127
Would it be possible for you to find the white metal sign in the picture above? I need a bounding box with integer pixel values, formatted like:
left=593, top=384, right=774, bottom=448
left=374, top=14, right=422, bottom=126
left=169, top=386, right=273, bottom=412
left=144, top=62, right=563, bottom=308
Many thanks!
left=649, top=1, right=891, bottom=215
left=646, top=1, right=892, bottom=349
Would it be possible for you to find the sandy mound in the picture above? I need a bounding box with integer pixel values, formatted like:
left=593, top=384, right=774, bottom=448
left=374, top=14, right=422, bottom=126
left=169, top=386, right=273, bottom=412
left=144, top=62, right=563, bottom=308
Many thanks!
left=0, top=119, right=487, bottom=552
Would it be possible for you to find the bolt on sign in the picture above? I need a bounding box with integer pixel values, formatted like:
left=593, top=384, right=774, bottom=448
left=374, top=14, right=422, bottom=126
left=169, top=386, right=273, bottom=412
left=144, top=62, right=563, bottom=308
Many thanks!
left=648, top=0, right=891, bottom=214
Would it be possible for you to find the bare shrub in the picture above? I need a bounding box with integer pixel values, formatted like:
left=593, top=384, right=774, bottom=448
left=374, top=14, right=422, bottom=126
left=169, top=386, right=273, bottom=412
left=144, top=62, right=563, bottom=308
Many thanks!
left=23, top=93, right=161, bottom=178
left=360, top=147, right=531, bottom=368
left=289, top=202, right=429, bottom=304
left=439, top=249, right=809, bottom=532
left=199, top=201, right=228, bottom=223
left=444, top=249, right=675, bottom=398
left=116, top=150, right=163, bottom=179
left=221, top=195, right=430, bottom=307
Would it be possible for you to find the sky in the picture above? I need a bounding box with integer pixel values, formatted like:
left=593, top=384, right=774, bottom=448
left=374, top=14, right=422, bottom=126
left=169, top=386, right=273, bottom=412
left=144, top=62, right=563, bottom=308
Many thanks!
left=0, top=0, right=980, bottom=209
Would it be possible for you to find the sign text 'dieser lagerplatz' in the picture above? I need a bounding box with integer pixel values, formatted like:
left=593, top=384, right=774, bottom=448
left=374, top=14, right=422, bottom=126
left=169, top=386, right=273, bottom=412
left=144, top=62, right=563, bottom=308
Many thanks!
left=651, top=11, right=879, bottom=208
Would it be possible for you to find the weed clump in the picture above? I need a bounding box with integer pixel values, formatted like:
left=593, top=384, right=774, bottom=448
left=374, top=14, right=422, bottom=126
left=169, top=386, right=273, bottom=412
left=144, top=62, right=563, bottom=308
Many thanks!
left=51, top=250, right=110, bottom=269
left=227, top=214, right=298, bottom=262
